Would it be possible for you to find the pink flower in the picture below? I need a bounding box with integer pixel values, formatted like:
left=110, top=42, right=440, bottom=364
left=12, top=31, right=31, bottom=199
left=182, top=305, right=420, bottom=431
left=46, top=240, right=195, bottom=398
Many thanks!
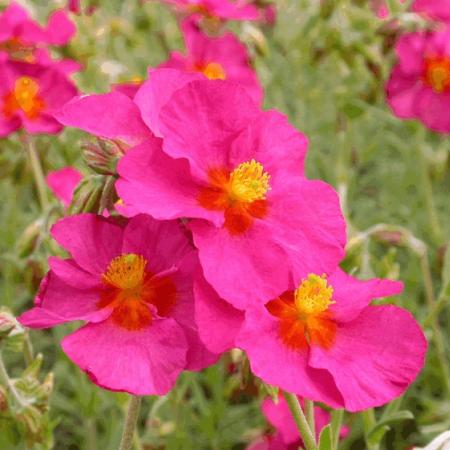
left=160, top=18, right=263, bottom=103
left=0, top=61, right=77, bottom=136
left=0, top=2, right=79, bottom=74
left=236, top=269, right=427, bottom=411
left=18, top=214, right=217, bottom=394
left=413, top=0, right=450, bottom=22
left=161, top=0, right=259, bottom=21
left=46, top=167, right=82, bottom=207
left=116, top=80, right=346, bottom=310
left=386, top=28, right=450, bottom=133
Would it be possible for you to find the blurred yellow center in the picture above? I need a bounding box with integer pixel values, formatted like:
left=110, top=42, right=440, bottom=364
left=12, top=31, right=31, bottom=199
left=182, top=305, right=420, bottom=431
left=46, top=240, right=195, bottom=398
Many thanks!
left=3, top=76, right=45, bottom=119
left=424, top=56, right=450, bottom=93
left=102, top=254, right=147, bottom=290
left=294, top=274, right=335, bottom=315
left=202, top=62, right=226, bottom=80
left=229, top=159, right=271, bottom=203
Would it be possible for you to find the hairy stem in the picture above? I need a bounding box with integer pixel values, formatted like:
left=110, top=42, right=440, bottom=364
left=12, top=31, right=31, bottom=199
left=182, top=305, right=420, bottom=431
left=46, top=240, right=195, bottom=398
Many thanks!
left=119, top=395, right=142, bottom=450
left=284, top=392, right=317, bottom=450
left=330, top=409, right=344, bottom=450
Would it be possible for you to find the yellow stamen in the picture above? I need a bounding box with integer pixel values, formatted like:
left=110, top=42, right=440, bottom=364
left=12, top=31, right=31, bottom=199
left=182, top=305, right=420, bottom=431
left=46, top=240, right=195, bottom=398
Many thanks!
left=102, top=254, right=147, bottom=290
left=229, top=159, right=271, bottom=203
left=295, top=274, right=335, bottom=315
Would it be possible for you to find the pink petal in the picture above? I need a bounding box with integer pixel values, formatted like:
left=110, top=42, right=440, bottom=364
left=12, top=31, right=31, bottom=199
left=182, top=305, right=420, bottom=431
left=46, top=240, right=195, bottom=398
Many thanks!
left=309, top=305, right=427, bottom=412
left=46, top=167, right=82, bottom=207
left=62, top=318, right=188, bottom=395
left=194, top=273, right=244, bottom=353
left=55, top=91, right=151, bottom=145
left=236, top=306, right=344, bottom=407
left=50, top=214, right=124, bottom=275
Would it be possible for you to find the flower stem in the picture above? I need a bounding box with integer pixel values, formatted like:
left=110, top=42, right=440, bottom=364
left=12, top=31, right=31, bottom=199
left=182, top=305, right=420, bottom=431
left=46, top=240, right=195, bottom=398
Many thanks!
left=362, top=409, right=379, bottom=450
left=330, top=409, right=344, bottom=450
left=284, top=392, right=317, bottom=450
left=22, top=134, right=49, bottom=211
left=417, top=141, right=443, bottom=245
left=119, top=395, right=142, bottom=450
left=304, top=398, right=316, bottom=438
left=0, top=350, right=28, bottom=410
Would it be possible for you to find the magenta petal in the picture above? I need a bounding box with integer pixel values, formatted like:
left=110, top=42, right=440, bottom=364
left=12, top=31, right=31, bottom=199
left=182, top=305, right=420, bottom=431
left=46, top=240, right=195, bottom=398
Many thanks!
left=50, top=214, right=124, bottom=275
left=229, top=111, right=307, bottom=181
left=55, top=92, right=150, bottom=145
left=61, top=318, right=188, bottom=395
left=43, top=10, right=76, bottom=45
left=18, top=271, right=108, bottom=328
left=194, top=274, right=244, bottom=354
left=121, top=215, right=195, bottom=273
left=329, top=269, right=404, bottom=323
left=190, top=220, right=291, bottom=309
left=236, top=307, right=344, bottom=407
left=116, top=138, right=223, bottom=225
left=309, top=305, right=427, bottom=412
left=46, top=167, right=82, bottom=207
left=48, top=257, right=101, bottom=289
left=134, top=68, right=202, bottom=137
left=414, top=88, right=450, bottom=133
left=159, top=79, right=260, bottom=179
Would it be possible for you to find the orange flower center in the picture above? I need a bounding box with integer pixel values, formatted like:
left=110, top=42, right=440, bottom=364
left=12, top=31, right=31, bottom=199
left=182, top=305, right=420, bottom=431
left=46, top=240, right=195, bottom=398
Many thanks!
left=266, top=274, right=337, bottom=351
left=0, top=37, right=36, bottom=62
left=194, top=62, right=227, bottom=80
left=2, top=76, right=45, bottom=120
left=423, top=55, right=450, bottom=93
left=198, top=159, right=271, bottom=235
left=98, top=254, right=177, bottom=331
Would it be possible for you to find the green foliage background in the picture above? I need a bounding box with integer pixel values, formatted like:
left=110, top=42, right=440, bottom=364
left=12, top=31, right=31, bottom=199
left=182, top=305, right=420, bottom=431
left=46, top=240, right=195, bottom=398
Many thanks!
left=0, top=0, right=449, bottom=449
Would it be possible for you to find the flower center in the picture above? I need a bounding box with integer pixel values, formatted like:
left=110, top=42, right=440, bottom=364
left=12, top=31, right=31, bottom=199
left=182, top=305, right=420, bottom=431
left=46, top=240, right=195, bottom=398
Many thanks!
left=198, top=160, right=271, bottom=235
left=2, top=76, right=45, bottom=120
left=294, top=274, right=335, bottom=316
left=423, top=55, right=450, bottom=93
left=201, top=62, right=226, bottom=80
left=0, top=37, right=36, bottom=62
left=229, top=160, right=271, bottom=203
left=266, top=274, right=336, bottom=350
left=98, top=253, right=177, bottom=331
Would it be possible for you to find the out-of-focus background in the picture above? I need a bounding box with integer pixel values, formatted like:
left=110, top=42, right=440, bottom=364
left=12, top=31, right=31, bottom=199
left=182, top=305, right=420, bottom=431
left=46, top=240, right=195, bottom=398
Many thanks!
left=0, top=0, right=449, bottom=448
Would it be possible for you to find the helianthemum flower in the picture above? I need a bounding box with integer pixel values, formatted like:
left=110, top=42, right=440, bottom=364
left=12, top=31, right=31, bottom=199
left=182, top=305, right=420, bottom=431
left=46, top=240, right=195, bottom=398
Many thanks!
left=19, top=214, right=216, bottom=394
left=386, top=27, right=450, bottom=132
left=0, top=1, right=79, bottom=75
left=236, top=269, right=427, bottom=411
left=160, top=18, right=263, bottom=103
left=116, top=80, right=346, bottom=309
left=0, top=61, right=77, bottom=136
left=161, top=0, right=259, bottom=21
left=247, top=394, right=348, bottom=449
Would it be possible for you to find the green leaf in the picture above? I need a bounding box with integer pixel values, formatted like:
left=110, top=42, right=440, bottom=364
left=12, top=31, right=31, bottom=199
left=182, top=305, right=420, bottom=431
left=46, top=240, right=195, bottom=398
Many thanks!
left=367, top=410, right=414, bottom=443
left=318, top=424, right=332, bottom=450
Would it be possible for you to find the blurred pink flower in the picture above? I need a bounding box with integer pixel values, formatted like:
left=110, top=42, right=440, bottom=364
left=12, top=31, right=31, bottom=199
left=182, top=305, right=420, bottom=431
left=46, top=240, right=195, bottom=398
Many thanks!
left=237, top=270, right=427, bottom=412
left=116, top=79, right=346, bottom=310
left=19, top=214, right=217, bottom=395
left=161, top=0, right=259, bottom=21
left=0, top=61, right=77, bottom=136
left=387, top=28, right=450, bottom=132
left=0, top=2, right=80, bottom=74
left=413, top=0, right=450, bottom=22
left=46, top=167, right=82, bottom=207
left=160, top=18, right=263, bottom=103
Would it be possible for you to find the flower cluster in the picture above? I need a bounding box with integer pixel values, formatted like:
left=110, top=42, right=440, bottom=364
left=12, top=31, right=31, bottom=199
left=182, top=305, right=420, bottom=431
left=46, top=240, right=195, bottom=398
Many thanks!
left=386, top=0, right=450, bottom=132
left=16, top=0, right=426, bottom=418
left=0, top=2, right=78, bottom=136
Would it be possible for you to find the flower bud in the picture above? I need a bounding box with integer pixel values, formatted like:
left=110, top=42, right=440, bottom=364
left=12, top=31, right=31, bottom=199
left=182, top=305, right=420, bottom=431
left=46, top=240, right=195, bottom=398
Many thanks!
left=82, top=138, right=126, bottom=175
left=17, top=220, right=43, bottom=258
left=68, top=175, right=104, bottom=214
